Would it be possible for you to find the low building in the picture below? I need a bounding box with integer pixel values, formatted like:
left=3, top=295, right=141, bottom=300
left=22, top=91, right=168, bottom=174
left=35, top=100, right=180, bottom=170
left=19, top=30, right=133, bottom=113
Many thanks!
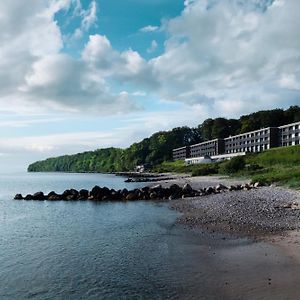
left=185, top=155, right=212, bottom=165
left=224, top=127, right=279, bottom=154
left=172, top=120, right=300, bottom=163
left=190, top=139, right=225, bottom=158
left=172, top=146, right=190, bottom=161
left=279, top=121, right=300, bottom=146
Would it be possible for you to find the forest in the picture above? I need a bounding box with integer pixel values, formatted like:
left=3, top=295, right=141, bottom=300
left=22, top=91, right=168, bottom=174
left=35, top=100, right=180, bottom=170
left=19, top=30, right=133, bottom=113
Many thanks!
left=28, top=106, right=300, bottom=173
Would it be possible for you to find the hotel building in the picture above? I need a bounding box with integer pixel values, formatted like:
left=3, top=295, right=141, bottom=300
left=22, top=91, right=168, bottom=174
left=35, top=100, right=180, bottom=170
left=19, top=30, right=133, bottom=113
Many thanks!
left=172, top=146, right=190, bottom=161
left=279, top=122, right=300, bottom=147
left=190, top=139, right=225, bottom=157
left=172, top=121, right=300, bottom=163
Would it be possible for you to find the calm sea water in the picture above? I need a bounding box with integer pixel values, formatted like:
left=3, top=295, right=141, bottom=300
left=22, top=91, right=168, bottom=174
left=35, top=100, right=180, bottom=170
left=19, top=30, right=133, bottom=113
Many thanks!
left=1, top=173, right=299, bottom=300
left=0, top=172, right=217, bottom=300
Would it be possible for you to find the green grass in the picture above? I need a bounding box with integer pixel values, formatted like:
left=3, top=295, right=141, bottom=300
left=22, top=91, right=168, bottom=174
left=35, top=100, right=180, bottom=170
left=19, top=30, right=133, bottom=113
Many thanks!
left=243, top=145, right=300, bottom=187
left=156, top=145, right=300, bottom=188
left=153, top=160, right=220, bottom=176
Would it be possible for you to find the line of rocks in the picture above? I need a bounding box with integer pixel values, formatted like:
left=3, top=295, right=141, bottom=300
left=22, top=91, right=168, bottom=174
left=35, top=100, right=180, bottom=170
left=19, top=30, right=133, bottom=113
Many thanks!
left=124, top=177, right=177, bottom=183
left=13, top=182, right=265, bottom=202
left=115, top=172, right=165, bottom=178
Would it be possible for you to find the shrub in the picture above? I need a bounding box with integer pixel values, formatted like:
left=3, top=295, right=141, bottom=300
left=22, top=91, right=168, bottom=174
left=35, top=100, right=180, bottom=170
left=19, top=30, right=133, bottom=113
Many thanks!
left=220, top=156, right=246, bottom=174
left=192, top=164, right=219, bottom=176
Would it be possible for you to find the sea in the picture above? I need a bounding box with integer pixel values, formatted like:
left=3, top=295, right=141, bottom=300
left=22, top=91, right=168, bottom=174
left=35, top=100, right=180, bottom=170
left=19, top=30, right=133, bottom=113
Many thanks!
left=1, top=172, right=299, bottom=300
left=0, top=172, right=215, bottom=299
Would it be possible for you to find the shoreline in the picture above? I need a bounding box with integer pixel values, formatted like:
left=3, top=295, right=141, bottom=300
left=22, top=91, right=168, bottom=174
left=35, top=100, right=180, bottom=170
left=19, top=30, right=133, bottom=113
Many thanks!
left=158, top=175, right=300, bottom=299
left=9, top=172, right=300, bottom=298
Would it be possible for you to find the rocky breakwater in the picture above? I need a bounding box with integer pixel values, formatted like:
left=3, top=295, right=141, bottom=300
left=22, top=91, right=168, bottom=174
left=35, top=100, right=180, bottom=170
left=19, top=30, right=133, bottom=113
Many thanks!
left=13, top=182, right=265, bottom=202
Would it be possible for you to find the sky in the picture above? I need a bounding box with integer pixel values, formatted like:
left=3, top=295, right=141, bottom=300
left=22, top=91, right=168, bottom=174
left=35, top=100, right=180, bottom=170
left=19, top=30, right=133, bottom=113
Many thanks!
left=0, top=0, right=300, bottom=172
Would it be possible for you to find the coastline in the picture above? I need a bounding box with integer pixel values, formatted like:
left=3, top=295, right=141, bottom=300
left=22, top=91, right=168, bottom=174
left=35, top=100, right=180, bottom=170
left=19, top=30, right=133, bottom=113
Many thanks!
left=155, top=174, right=300, bottom=298
left=8, top=171, right=300, bottom=298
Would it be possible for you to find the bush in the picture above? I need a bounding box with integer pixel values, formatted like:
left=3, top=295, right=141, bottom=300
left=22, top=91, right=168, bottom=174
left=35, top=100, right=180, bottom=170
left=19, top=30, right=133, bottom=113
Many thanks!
left=192, top=164, right=219, bottom=176
left=220, top=156, right=246, bottom=174
left=245, top=163, right=263, bottom=172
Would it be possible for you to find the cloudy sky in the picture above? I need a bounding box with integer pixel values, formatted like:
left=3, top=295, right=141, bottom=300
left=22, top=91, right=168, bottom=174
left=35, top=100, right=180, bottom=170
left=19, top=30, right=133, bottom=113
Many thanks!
left=0, top=0, right=299, bottom=171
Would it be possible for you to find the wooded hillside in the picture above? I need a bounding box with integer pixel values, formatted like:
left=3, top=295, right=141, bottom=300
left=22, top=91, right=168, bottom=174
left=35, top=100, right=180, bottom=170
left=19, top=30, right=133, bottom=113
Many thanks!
left=28, top=106, right=300, bottom=172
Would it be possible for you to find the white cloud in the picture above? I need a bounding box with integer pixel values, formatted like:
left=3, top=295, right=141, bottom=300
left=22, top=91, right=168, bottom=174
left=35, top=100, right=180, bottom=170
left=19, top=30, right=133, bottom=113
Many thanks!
left=81, top=0, right=97, bottom=31
left=147, top=40, right=158, bottom=53
left=0, top=1, right=142, bottom=115
left=279, top=74, right=300, bottom=90
left=139, top=25, right=159, bottom=33
left=149, top=0, right=300, bottom=112
left=132, top=91, right=146, bottom=97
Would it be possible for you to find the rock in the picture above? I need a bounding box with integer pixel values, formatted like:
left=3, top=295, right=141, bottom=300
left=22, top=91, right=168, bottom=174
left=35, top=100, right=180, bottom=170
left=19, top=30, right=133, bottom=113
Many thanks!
left=69, top=189, right=79, bottom=197
left=48, top=193, right=61, bottom=201
left=169, top=184, right=182, bottom=194
left=182, top=183, right=193, bottom=193
left=254, top=182, right=264, bottom=188
left=124, top=178, right=133, bottom=183
left=236, top=185, right=243, bottom=190
left=24, top=194, right=33, bottom=200
left=216, top=184, right=228, bottom=191
left=126, top=193, right=136, bottom=201
left=121, top=188, right=129, bottom=198
left=79, top=189, right=89, bottom=199
left=65, top=194, right=77, bottom=201
left=150, top=192, right=157, bottom=199
left=169, top=195, right=177, bottom=200
left=48, top=191, right=57, bottom=197
left=14, top=194, right=23, bottom=200
left=243, top=183, right=251, bottom=190
left=32, top=192, right=45, bottom=200
left=150, top=184, right=162, bottom=191
left=205, top=186, right=215, bottom=194
left=89, top=186, right=110, bottom=200
left=229, top=185, right=237, bottom=191
left=141, top=186, right=150, bottom=193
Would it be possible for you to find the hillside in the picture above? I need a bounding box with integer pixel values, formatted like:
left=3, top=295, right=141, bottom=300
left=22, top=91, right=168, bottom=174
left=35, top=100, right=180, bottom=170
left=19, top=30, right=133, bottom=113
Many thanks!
left=155, top=145, right=300, bottom=188
left=28, top=106, right=300, bottom=173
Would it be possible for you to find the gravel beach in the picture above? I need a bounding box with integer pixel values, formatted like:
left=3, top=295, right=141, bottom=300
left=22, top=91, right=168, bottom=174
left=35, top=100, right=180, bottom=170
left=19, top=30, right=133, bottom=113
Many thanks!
left=157, top=175, right=300, bottom=299
left=156, top=175, right=300, bottom=237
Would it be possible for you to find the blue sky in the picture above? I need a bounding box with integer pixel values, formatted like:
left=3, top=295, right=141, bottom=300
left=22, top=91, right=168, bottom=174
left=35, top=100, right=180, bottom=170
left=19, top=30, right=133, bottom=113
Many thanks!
left=0, top=0, right=299, bottom=171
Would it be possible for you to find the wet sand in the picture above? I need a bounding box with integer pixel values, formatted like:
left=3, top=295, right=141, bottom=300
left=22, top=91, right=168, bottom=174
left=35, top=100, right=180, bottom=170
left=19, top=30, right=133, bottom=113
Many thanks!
left=154, top=175, right=300, bottom=299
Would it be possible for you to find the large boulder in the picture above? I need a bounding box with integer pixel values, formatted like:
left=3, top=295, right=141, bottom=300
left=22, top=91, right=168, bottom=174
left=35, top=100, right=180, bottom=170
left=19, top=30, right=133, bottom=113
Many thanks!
left=32, top=192, right=45, bottom=200
left=216, top=184, right=228, bottom=191
left=24, top=194, right=33, bottom=200
left=14, top=194, right=23, bottom=200
left=90, top=186, right=104, bottom=200
left=182, top=183, right=193, bottom=193
left=150, top=184, right=162, bottom=192
left=69, top=189, right=79, bottom=197
left=169, top=184, right=182, bottom=194
left=48, top=192, right=61, bottom=201
left=253, top=181, right=265, bottom=188
left=205, top=186, right=215, bottom=194
left=79, top=189, right=89, bottom=200
left=126, top=192, right=137, bottom=201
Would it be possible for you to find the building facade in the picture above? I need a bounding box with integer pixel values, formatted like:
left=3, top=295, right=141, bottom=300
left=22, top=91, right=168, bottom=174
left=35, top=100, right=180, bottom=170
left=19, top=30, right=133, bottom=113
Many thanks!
left=279, top=122, right=300, bottom=146
left=190, top=139, right=225, bottom=157
left=172, top=121, right=300, bottom=162
left=172, top=146, right=190, bottom=161
left=224, top=127, right=279, bottom=154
